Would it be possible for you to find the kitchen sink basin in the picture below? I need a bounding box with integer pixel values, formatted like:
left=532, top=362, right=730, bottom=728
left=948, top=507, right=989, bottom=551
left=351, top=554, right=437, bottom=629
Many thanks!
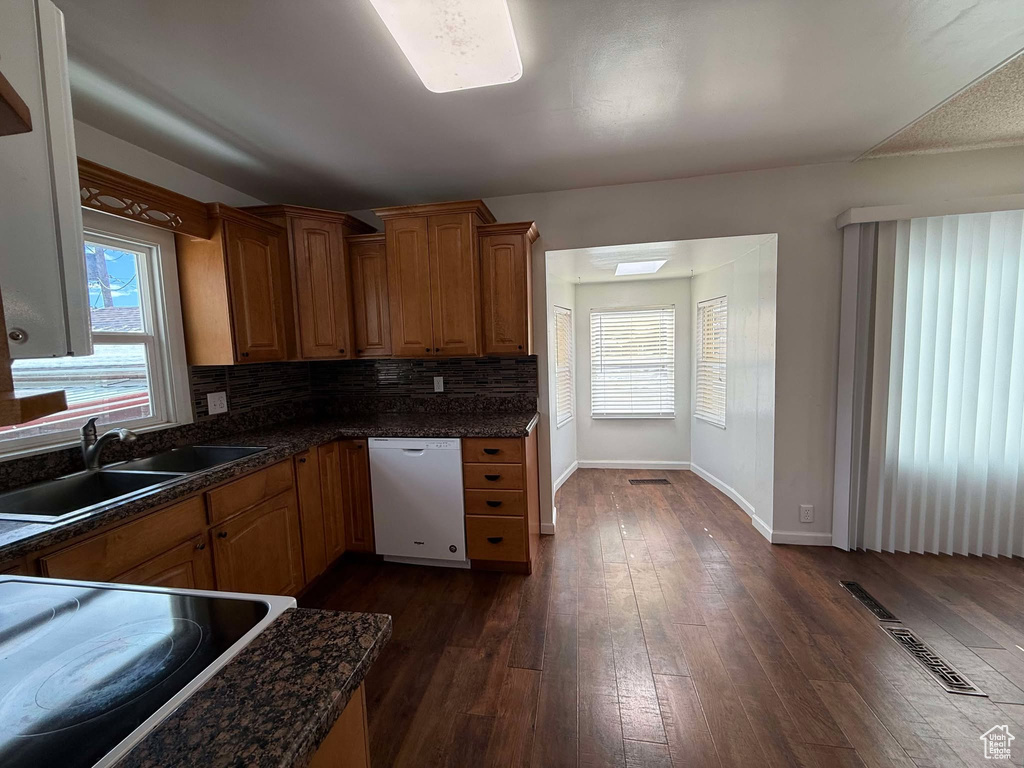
left=108, top=445, right=267, bottom=474
left=0, top=470, right=179, bottom=523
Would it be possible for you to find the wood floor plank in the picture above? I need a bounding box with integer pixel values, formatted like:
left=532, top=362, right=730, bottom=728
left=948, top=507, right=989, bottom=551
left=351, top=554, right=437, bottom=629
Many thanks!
left=483, top=668, right=541, bottom=768
left=811, top=680, right=916, bottom=768
left=624, top=739, right=673, bottom=767
left=653, top=673, right=722, bottom=768
left=532, top=610, right=579, bottom=768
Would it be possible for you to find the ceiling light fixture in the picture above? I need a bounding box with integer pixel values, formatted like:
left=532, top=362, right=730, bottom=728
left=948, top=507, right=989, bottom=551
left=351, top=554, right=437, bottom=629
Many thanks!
left=614, top=260, right=668, bottom=276
left=368, top=0, right=523, bottom=94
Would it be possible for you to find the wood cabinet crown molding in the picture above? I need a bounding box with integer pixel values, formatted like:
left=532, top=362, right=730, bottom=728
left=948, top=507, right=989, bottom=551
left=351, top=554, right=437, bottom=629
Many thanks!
left=477, top=221, right=539, bottom=241
left=345, top=232, right=386, bottom=244
left=204, top=202, right=286, bottom=235
left=0, top=68, right=32, bottom=136
left=77, top=158, right=212, bottom=239
left=372, top=199, right=497, bottom=224
left=242, top=204, right=377, bottom=234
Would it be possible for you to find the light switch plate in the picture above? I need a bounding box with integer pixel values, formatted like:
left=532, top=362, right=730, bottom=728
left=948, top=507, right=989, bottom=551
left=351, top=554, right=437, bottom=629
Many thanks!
left=799, top=504, right=814, bottom=524
left=433, top=376, right=444, bottom=393
left=207, top=391, right=228, bottom=415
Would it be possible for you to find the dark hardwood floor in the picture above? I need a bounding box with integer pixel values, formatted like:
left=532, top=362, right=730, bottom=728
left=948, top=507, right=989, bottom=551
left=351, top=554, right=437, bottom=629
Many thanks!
left=301, top=468, right=1024, bottom=767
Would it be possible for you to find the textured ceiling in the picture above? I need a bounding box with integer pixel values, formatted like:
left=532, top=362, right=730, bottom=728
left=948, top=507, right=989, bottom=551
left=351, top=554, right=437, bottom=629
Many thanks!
left=53, top=0, right=1024, bottom=209
left=863, top=50, right=1024, bottom=159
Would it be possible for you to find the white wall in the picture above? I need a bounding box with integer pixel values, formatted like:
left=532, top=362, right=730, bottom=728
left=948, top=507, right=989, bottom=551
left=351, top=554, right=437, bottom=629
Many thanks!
left=482, top=146, right=1024, bottom=542
left=547, top=272, right=577, bottom=497
left=74, top=122, right=266, bottom=206
left=689, top=239, right=776, bottom=538
left=573, top=278, right=691, bottom=469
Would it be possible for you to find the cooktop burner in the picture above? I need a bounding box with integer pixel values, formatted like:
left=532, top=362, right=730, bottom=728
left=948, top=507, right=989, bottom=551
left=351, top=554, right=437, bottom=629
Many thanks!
left=0, top=578, right=284, bottom=768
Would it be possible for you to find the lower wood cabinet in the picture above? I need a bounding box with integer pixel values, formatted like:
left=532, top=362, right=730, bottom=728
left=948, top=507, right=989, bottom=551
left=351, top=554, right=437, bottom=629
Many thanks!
left=310, top=683, right=371, bottom=768
left=338, top=439, right=374, bottom=554
left=113, top=535, right=214, bottom=590
left=211, top=490, right=305, bottom=596
left=295, top=449, right=329, bottom=583
left=319, top=441, right=347, bottom=561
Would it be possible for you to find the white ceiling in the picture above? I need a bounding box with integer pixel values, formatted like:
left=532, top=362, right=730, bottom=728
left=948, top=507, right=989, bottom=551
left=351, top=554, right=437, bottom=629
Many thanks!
left=547, top=234, right=770, bottom=284
left=54, top=0, right=1024, bottom=209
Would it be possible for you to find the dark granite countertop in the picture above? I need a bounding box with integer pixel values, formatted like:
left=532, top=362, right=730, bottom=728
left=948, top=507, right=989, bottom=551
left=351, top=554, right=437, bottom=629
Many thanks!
left=0, top=411, right=539, bottom=562
left=115, top=607, right=392, bottom=768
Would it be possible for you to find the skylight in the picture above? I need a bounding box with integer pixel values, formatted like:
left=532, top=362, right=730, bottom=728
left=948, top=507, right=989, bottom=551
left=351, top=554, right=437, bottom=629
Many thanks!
left=614, top=260, right=668, bottom=276
left=369, top=0, right=523, bottom=94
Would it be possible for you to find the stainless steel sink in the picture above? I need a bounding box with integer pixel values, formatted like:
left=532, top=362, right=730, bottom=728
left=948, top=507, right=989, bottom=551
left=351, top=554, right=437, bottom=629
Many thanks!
left=0, top=470, right=180, bottom=523
left=108, top=445, right=267, bottom=474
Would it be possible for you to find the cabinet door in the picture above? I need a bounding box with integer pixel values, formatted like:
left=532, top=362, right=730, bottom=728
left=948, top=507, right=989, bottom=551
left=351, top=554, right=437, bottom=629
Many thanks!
left=350, top=238, right=392, bottom=357
left=212, top=490, right=305, bottom=595
left=225, top=220, right=289, bottom=362
left=480, top=233, right=530, bottom=355
left=319, top=441, right=347, bottom=562
left=295, top=449, right=329, bottom=583
left=428, top=213, right=480, bottom=356
left=114, top=535, right=214, bottom=590
left=292, top=217, right=353, bottom=359
left=385, top=216, right=434, bottom=356
left=339, top=439, right=374, bottom=553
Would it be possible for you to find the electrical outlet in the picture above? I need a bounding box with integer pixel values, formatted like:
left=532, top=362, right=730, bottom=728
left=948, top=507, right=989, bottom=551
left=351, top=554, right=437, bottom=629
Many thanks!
left=433, top=376, right=444, bottom=393
left=207, top=391, right=228, bottom=415
left=799, top=504, right=814, bottom=524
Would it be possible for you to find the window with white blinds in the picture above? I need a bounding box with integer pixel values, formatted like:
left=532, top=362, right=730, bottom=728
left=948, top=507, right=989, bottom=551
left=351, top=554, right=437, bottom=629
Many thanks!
left=590, top=306, right=675, bottom=418
left=695, top=296, right=727, bottom=427
left=554, top=306, right=574, bottom=427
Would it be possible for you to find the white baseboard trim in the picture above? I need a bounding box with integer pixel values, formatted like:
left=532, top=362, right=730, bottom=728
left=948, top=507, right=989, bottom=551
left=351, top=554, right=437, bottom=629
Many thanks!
left=577, top=460, right=691, bottom=470
left=541, top=505, right=557, bottom=535
left=688, top=463, right=755, bottom=518
left=769, top=530, right=834, bottom=546
left=553, top=461, right=579, bottom=493
left=751, top=514, right=773, bottom=543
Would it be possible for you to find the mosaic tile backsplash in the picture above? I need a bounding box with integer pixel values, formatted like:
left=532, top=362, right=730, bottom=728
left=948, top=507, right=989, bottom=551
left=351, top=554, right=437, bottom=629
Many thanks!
left=0, top=356, right=538, bottom=491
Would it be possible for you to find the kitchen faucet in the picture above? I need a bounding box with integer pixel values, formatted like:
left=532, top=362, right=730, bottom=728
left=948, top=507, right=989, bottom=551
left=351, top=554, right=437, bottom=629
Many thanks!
left=81, top=417, right=137, bottom=470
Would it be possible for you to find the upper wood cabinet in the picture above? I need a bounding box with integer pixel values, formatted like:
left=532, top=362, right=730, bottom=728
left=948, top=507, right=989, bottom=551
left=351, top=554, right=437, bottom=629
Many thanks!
left=374, top=200, right=495, bottom=357
left=244, top=205, right=376, bottom=360
left=478, top=222, right=538, bottom=355
left=347, top=234, right=392, bottom=358
left=176, top=204, right=292, bottom=365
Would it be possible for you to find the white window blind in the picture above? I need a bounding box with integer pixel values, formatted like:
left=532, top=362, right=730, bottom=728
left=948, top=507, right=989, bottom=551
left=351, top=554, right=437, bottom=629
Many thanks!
left=554, top=306, right=574, bottom=427
left=695, top=296, right=727, bottom=427
left=590, top=306, right=675, bottom=418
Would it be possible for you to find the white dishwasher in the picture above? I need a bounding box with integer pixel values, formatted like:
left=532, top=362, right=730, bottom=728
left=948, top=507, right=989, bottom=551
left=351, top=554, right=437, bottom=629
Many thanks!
left=368, top=437, right=468, bottom=567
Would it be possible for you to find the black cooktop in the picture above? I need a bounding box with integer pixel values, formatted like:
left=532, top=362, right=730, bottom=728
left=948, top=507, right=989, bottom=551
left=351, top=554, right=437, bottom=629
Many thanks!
left=0, top=579, right=270, bottom=768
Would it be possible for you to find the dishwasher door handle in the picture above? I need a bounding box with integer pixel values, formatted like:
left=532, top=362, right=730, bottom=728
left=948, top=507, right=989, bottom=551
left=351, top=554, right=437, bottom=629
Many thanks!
left=401, top=449, right=426, bottom=456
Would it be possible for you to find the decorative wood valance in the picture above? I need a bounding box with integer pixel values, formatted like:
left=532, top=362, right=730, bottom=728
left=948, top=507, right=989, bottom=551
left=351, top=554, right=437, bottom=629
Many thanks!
left=77, top=158, right=212, bottom=239
left=0, top=68, right=32, bottom=137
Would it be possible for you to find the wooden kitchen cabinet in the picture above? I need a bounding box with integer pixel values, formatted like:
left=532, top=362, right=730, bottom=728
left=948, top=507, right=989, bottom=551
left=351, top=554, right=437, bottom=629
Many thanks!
left=319, top=441, right=348, bottom=561
left=478, top=222, right=538, bottom=355
left=114, top=535, right=214, bottom=591
left=310, top=683, right=371, bottom=768
left=347, top=233, right=391, bottom=357
left=374, top=200, right=495, bottom=357
left=176, top=204, right=292, bottom=365
left=295, top=449, right=329, bottom=583
left=211, top=489, right=305, bottom=596
left=244, top=205, right=377, bottom=360
left=338, top=439, right=375, bottom=553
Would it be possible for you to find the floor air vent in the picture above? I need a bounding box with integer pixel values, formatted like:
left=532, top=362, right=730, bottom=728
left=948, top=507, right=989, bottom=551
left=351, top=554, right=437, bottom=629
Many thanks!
left=840, top=581, right=899, bottom=622
left=629, top=479, right=671, bottom=485
left=882, top=626, right=986, bottom=696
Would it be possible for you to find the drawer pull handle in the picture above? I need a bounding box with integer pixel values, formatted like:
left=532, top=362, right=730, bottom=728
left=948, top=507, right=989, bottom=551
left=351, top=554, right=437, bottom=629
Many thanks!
left=487, top=536, right=504, bottom=544
left=483, top=448, right=500, bottom=455
left=217, top=531, right=228, bottom=539
left=485, top=474, right=501, bottom=481
left=196, top=542, right=206, bottom=550
left=486, top=500, right=502, bottom=507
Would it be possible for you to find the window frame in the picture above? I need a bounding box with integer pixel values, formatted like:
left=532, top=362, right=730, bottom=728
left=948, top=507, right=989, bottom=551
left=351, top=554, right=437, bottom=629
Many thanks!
left=589, top=304, right=676, bottom=420
left=553, top=305, right=574, bottom=428
left=1, top=211, right=193, bottom=458
left=694, top=295, right=728, bottom=428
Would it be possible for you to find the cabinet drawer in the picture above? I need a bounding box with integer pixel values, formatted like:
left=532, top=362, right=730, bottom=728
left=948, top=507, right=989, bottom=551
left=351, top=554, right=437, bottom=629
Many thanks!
left=462, top=438, right=523, bottom=464
left=41, top=496, right=206, bottom=581
left=465, top=489, right=525, bottom=517
left=463, top=463, right=524, bottom=490
left=466, top=515, right=527, bottom=562
left=206, top=460, right=294, bottom=525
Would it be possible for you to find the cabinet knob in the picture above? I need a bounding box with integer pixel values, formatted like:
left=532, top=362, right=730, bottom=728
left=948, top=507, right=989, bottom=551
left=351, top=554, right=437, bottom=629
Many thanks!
left=241, top=352, right=250, bottom=358
left=487, top=536, right=504, bottom=544
left=217, top=531, right=228, bottom=539
left=339, top=348, right=345, bottom=354
left=196, top=542, right=206, bottom=550
left=298, top=457, right=306, bottom=463
left=425, top=347, right=431, bottom=353
left=435, top=347, right=440, bottom=352
left=518, top=345, right=523, bottom=350
left=357, top=349, right=364, bottom=353
left=485, top=474, right=501, bottom=481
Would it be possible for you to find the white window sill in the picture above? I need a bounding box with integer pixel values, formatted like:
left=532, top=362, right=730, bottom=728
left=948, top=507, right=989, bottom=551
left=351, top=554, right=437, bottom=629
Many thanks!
left=693, top=413, right=726, bottom=429
left=591, top=414, right=676, bottom=420
left=0, top=417, right=191, bottom=463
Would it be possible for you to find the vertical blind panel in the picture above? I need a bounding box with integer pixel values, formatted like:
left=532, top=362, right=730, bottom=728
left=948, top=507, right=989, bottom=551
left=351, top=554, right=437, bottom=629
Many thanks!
left=862, top=210, right=1024, bottom=557
left=590, top=307, right=675, bottom=416
left=695, top=297, right=727, bottom=426
left=554, top=307, right=574, bottom=425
